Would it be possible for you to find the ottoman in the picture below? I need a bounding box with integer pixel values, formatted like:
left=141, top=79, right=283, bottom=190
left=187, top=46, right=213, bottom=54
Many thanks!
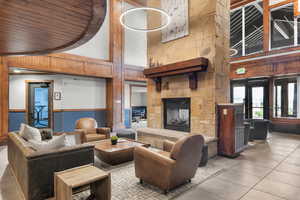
left=116, top=129, right=136, bottom=140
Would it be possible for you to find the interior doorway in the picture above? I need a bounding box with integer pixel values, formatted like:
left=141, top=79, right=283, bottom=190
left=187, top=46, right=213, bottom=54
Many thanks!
left=130, top=85, right=147, bottom=129
left=26, top=81, right=53, bottom=129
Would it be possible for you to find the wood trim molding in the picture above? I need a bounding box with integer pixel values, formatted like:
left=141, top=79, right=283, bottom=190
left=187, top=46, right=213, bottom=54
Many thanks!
left=230, top=53, right=300, bottom=79
left=295, top=0, right=300, bottom=16
left=271, top=117, right=300, bottom=124
left=230, top=46, right=300, bottom=63
left=9, top=108, right=107, bottom=112
left=0, top=58, right=9, bottom=139
left=9, top=109, right=26, bottom=113
left=106, top=0, right=125, bottom=130
left=5, top=54, right=113, bottom=78
left=123, top=0, right=146, bottom=7
left=53, top=108, right=107, bottom=112
left=125, top=65, right=147, bottom=82
left=263, top=0, right=270, bottom=52
left=231, top=0, right=256, bottom=9
left=269, top=0, right=293, bottom=9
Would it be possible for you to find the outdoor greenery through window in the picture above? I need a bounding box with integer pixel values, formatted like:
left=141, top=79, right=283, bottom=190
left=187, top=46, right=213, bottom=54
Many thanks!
left=274, top=78, right=298, bottom=118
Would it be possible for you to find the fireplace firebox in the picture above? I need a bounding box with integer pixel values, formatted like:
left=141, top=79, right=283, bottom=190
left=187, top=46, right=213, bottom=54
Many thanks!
left=163, top=98, right=191, bottom=132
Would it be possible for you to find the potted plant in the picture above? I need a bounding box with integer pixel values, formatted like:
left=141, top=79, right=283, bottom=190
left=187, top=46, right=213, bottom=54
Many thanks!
left=111, top=136, right=118, bottom=145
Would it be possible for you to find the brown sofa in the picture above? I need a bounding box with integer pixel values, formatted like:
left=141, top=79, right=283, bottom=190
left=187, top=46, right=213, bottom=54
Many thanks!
left=75, top=118, right=111, bottom=143
left=8, top=132, right=95, bottom=200
left=134, top=134, right=204, bottom=193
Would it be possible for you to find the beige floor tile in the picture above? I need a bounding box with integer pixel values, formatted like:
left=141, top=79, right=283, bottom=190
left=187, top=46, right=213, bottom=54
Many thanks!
left=266, top=171, right=300, bottom=188
left=276, top=162, right=300, bottom=175
left=255, top=179, right=300, bottom=200
left=230, top=163, right=272, bottom=178
left=241, top=189, right=286, bottom=200
left=285, top=155, right=300, bottom=166
left=175, top=187, right=224, bottom=200
left=216, top=169, right=261, bottom=187
left=198, top=177, right=250, bottom=200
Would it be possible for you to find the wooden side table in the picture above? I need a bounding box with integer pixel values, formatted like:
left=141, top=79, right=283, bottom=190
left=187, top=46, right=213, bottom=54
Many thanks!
left=54, top=165, right=111, bottom=200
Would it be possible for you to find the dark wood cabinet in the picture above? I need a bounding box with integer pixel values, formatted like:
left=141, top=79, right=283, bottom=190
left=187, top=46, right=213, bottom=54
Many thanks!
left=217, top=104, right=246, bottom=157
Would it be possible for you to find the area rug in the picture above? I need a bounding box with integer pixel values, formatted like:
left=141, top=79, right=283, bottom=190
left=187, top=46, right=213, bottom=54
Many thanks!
left=73, top=158, right=229, bottom=200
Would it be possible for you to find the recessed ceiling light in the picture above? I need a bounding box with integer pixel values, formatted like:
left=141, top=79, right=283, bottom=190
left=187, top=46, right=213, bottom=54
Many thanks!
left=120, top=7, right=171, bottom=32
left=13, top=69, right=22, bottom=73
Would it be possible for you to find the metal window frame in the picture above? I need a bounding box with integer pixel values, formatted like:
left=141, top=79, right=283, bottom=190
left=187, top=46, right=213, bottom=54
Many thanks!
left=270, top=3, right=297, bottom=50
left=230, top=0, right=263, bottom=57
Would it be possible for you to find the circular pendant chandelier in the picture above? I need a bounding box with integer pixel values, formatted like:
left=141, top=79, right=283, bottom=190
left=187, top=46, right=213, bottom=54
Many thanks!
left=120, top=7, right=171, bottom=32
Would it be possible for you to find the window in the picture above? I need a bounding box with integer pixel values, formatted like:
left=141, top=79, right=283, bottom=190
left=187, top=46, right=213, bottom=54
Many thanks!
left=233, top=86, right=246, bottom=103
left=230, top=1, right=263, bottom=57
left=271, top=4, right=295, bottom=49
left=274, top=78, right=298, bottom=118
left=251, top=87, right=264, bottom=119
left=230, top=9, right=243, bottom=57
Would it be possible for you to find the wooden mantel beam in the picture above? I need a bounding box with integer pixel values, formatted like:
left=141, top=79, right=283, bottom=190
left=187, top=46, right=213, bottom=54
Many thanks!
left=144, top=57, right=208, bottom=91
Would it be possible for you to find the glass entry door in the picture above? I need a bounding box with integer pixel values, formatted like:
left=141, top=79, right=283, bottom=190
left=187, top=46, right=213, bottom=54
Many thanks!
left=250, top=86, right=265, bottom=119
left=27, top=81, right=53, bottom=128
left=231, top=79, right=269, bottom=119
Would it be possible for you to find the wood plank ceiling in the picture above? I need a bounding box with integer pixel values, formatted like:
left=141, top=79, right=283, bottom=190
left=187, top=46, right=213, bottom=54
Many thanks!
left=0, top=0, right=107, bottom=56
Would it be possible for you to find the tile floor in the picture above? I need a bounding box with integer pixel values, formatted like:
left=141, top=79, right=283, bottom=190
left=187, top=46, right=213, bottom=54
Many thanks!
left=1, top=132, right=300, bottom=200
left=175, top=132, right=300, bottom=200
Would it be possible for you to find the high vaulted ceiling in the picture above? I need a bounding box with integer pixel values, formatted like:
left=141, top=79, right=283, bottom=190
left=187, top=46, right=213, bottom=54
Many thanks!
left=0, top=0, right=107, bottom=56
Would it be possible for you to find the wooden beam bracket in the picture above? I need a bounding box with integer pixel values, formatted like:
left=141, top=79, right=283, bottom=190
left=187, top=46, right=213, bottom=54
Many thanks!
left=188, top=72, right=198, bottom=90
left=154, top=77, right=162, bottom=92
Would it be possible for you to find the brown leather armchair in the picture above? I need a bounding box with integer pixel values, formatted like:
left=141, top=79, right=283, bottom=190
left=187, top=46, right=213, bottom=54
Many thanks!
left=75, top=118, right=111, bottom=143
left=134, top=134, right=204, bottom=194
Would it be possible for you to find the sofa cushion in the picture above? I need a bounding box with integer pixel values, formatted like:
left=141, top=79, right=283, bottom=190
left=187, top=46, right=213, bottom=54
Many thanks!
left=29, top=134, right=66, bottom=151
left=21, top=124, right=42, bottom=141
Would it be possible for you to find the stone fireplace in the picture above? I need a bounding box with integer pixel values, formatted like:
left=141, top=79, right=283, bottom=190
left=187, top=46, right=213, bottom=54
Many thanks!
left=163, top=98, right=190, bottom=132
left=145, top=0, right=230, bottom=138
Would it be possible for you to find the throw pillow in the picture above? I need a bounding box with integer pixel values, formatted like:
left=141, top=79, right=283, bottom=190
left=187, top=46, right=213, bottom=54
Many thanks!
left=40, top=129, right=53, bottom=141
left=19, top=123, right=26, bottom=137
left=29, top=134, right=66, bottom=151
left=22, top=124, right=42, bottom=141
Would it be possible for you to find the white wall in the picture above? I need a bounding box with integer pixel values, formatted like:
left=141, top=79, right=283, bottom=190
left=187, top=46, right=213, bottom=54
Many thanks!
left=124, top=81, right=147, bottom=109
left=123, top=3, right=148, bottom=67
left=131, top=92, right=147, bottom=107
left=65, top=0, right=110, bottom=60
left=9, top=74, right=106, bottom=110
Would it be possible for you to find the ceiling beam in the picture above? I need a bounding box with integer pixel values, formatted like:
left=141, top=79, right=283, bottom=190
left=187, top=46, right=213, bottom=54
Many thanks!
left=123, top=0, right=146, bottom=7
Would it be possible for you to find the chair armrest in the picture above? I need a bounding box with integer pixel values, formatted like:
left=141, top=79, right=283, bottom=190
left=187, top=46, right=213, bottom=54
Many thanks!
left=96, top=127, right=111, bottom=139
left=163, top=140, right=175, bottom=152
left=134, top=146, right=175, bottom=167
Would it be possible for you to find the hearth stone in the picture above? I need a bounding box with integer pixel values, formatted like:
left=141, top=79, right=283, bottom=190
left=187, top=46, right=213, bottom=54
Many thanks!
left=136, top=128, right=218, bottom=158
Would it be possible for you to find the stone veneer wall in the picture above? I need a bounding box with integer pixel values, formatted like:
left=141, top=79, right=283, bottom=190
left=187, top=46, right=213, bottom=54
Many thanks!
left=147, top=0, right=230, bottom=137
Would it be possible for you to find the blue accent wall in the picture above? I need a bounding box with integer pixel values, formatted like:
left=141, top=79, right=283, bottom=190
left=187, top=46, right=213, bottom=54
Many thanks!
left=9, top=112, right=26, bottom=132
left=9, top=110, right=107, bottom=133
left=61, top=110, right=107, bottom=132
left=124, top=109, right=132, bottom=128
